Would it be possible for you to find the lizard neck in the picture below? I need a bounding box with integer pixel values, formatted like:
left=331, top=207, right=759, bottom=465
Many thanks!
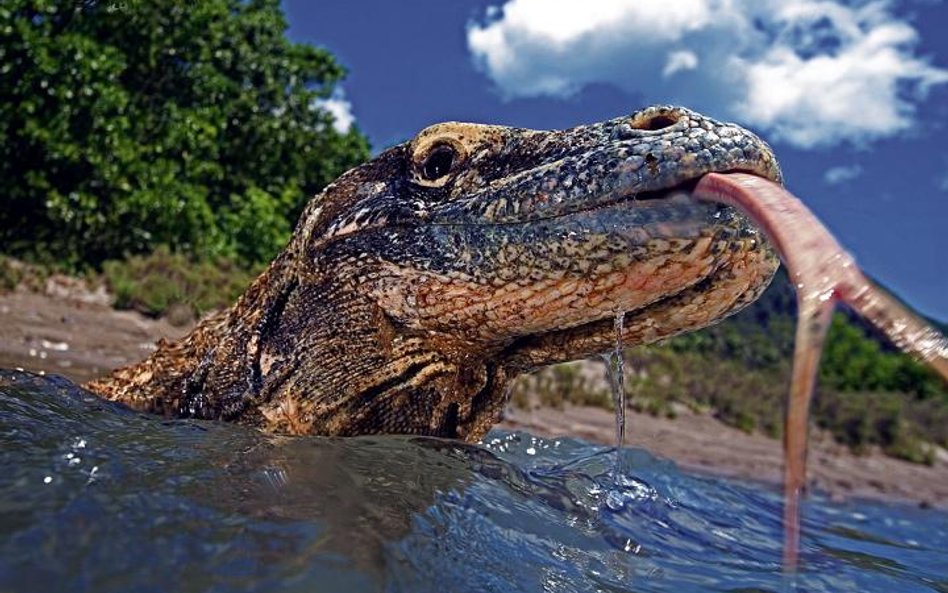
left=85, top=255, right=511, bottom=441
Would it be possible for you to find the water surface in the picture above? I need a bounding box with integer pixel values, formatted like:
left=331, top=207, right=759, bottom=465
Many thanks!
left=1, top=370, right=946, bottom=592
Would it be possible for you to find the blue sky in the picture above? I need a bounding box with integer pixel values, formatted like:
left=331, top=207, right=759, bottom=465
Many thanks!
left=286, top=0, right=947, bottom=321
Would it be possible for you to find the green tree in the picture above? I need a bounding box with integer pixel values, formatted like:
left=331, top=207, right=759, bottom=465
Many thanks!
left=0, top=0, right=369, bottom=267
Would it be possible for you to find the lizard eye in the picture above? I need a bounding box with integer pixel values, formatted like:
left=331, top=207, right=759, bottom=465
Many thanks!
left=421, top=145, right=456, bottom=180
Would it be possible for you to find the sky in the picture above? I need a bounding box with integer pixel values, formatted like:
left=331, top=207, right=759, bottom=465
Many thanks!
left=286, top=0, right=948, bottom=321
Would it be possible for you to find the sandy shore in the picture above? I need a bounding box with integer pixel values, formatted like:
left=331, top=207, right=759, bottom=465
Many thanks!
left=2, top=287, right=946, bottom=509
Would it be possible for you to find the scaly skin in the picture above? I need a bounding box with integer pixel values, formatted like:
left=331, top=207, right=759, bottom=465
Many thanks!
left=85, top=105, right=782, bottom=441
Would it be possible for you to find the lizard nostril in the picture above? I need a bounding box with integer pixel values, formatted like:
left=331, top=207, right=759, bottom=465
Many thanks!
left=629, top=111, right=680, bottom=131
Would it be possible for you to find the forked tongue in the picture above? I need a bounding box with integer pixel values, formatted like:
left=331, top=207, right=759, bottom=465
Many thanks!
left=693, top=172, right=948, bottom=572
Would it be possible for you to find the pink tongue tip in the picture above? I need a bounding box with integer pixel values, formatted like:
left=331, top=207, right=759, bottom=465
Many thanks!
left=693, top=171, right=948, bottom=571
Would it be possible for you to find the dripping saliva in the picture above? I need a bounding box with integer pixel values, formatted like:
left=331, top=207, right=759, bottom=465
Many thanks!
left=601, top=310, right=627, bottom=484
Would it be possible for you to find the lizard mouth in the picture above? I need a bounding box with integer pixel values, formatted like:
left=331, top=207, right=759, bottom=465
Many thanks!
left=487, top=162, right=781, bottom=227
left=595, top=164, right=780, bottom=210
left=498, top=170, right=781, bottom=370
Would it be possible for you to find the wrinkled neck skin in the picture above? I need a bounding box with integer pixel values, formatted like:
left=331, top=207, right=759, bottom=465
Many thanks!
left=86, top=105, right=782, bottom=442
left=87, top=237, right=513, bottom=440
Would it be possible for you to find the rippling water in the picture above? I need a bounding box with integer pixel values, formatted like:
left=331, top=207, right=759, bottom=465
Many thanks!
left=2, top=370, right=946, bottom=593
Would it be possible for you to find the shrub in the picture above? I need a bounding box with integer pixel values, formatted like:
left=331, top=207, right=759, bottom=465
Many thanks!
left=102, top=247, right=260, bottom=321
left=0, top=257, right=22, bottom=293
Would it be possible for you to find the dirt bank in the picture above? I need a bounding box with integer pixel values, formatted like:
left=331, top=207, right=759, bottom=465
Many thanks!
left=0, top=286, right=189, bottom=382
left=1, top=287, right=945, bottom=509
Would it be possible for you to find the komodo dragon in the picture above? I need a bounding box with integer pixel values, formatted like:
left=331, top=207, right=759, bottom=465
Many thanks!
left=86, top=105, right=782, bottom=440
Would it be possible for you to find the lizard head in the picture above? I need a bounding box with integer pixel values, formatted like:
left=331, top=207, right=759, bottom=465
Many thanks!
left=294, top=105, right=780, bottom=370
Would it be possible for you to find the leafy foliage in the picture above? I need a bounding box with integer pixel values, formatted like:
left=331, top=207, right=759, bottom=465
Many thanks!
left=0, top=0, right=369, bottom=267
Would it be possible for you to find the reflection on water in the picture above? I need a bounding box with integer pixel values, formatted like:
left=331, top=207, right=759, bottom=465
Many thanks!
left=2, top=370, right=946, bottom=593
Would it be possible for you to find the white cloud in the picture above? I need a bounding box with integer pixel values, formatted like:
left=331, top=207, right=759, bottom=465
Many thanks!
left=824, top=164, right=863, bottom=185
left=467, top=0, right=948, bottom=148
left=313, top=89, right=355, bottom=134
left=663, top=50, right=699, bottom=78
